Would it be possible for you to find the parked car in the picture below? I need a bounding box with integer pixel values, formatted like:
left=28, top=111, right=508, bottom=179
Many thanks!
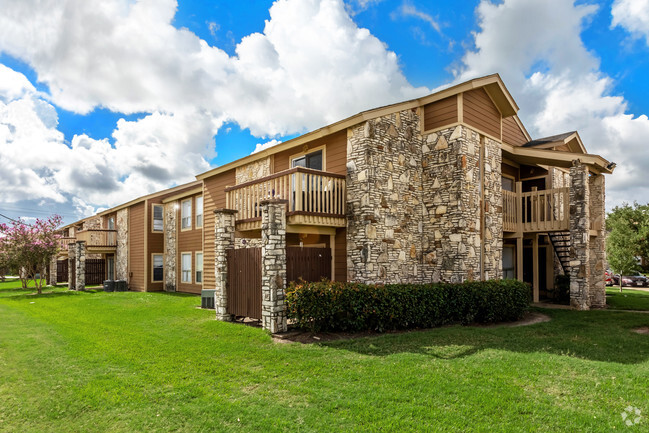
left=616, top=271, right=648, bottom=287
left=605, top=270, right=614, bottom=286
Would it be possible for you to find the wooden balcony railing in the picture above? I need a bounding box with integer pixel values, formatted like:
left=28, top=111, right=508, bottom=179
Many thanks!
left=75, top=229, right=117, bottom=248
left=225, top=167, right=346, bottom=224
left=503, top=187, right=570, bottom=233
left=57, top=237, right=76, bottom=251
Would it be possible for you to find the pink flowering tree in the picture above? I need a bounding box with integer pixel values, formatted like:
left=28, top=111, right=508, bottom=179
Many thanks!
left=0, top=215, right=62, bottom=293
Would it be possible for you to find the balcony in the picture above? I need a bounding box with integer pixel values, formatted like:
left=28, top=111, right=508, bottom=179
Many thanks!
left=503, top=187, right=570, bottom=233
left=225, top=167, right=346, bottom=232
left=56, top=237, right=76, bottom=255
left=75, top=229, right=117, bottom=252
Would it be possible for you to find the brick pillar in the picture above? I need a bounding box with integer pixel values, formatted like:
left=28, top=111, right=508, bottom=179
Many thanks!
left=75, top=241, right=86, bottom=291
left=214, top=209, right=237, bottom=321
left=569, top=161, right=590, bottom=310
left=589, top=174, right=606, bottom=308
left=260, top=200, right=287, bottom=333
left=163, top=202, right=177, bottom=292
left=68, top=245, right=76, bottom=290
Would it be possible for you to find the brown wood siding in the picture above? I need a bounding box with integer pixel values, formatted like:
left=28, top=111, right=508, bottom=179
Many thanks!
left=273, top=130, right=347, bottom=175
left=502, top=163, right=520, bottom=182
left=423, top=95, right=458, bottom=131
left=502, top=116, right=527, bottom=146
left=146, top=199, right=164, bottom=291
left=203, top=170, right=236, bottom=291
left=177, top=193, right=204, bottom=294
left=128, top=202, right=145, bottom=291
left=335, top=227, right=347, bottom=282
left=463, top=88, right=501, bottom=139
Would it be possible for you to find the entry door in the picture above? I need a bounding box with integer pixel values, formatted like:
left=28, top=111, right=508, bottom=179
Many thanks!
left=107, top=256, right=115, bottom=280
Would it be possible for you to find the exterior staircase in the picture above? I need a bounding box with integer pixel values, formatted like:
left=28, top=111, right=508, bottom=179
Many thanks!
left=548, top=231, right=571, bottom=274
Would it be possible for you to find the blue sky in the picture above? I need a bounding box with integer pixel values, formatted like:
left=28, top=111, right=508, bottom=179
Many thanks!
left=1, top=0, right=648, bottom=225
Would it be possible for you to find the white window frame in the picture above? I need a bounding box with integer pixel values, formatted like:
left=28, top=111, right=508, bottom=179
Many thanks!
left=181, top=199, right=192, bottom=231
left=181, top=253, right=192, bottom=284
left=195, top=252, right=203, bottom=284
left=195, top=196, right=203, bottom=228
left=152, top=254, right=164, bottom=282
left=152, top=204, right=164, bottom=232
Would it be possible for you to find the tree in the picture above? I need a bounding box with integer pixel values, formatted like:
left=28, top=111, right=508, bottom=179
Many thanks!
left=606, top=203, right=649, bottom=292
left=0, top=215, right=62, bottom=294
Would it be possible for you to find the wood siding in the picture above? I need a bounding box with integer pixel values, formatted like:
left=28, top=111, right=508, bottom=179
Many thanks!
left=502, top=163, right=520, bottom=181
left=128, top=202, right=145, bottom=291
left=147, top=199, right=164, bottom=291
left=502, top=116, right=527, bottom=146
left=423, top=95, right=458, bottom=131
left=463, top=88, right=501, bottom=139
left=177, top=193, right=204, bottom=294
left=203, top=170, right=236, bottom=291
left=273, top=130, right=347, bottom=175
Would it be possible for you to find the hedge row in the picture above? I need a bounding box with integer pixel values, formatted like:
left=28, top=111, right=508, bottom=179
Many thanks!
left=285, top=279, right=530, bottom=332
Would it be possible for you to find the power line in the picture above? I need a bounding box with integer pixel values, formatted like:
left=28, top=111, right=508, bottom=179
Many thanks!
left=0, top=213, right=34, bottom=227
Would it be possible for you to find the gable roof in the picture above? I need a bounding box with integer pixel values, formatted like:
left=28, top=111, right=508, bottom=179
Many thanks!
left=522, top=131, right=586, bottom=154
left=196, top=73, right=518, bottom=180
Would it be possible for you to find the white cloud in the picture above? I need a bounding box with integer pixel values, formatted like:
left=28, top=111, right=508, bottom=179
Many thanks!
left=397, top=3, right=441, bottom=33
left=612, top=0, right=649, bottom=45
left=252, top=139, right=282, bottom=154
left=455, top=0, right=649, bottom=210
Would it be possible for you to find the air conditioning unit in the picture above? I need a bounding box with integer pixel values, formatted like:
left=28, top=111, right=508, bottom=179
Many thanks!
left=201, top=289, right=216, bottom=309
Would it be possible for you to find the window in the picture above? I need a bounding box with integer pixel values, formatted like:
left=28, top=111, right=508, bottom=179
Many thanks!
left=503, top=245, right=515, bottom=280
left=195, top=196, right=203, bottom=228
left=181, top=253, right=191, bottom=283
left=195, top=252, right=203, bottom=284
left=107, top=216, right=115, bottom=230
left=292, top=149, right=323, bottom=170
left=181, top=199, right=192, bottom=230
left=152, top=254, right=163, bottom=282
left=152, top=205, right=164, bottom=232
left=502, top=176, right=515, bottom=192
left=107, top=256, right=115, bottom=280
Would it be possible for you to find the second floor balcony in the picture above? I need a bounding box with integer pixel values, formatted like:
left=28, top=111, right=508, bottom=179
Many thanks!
left=57, top=229, right=117, bottom=255
left=225, top=167, right=347, bottom=232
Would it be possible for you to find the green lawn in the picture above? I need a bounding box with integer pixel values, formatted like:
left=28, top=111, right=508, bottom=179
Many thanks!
left=1, top=280, right=648, bottom=432
left=607, top=287, right=649, bottom=311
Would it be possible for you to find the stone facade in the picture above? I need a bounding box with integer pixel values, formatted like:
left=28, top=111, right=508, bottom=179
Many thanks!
left=236, top=157, right=272, bottom=185
left=48, top=257, right=57, bottom=286
left=588, top=173, right=606, bottom=308
left=163, top=202, right=177, bottom=292
left=569, top=161, right=590, bottom=310
left=214, top=209, right=237, bottom=321
left=75, top=241, right=86, bottom=291
left=115, top=209, right=128, bottom=280
left=346, top=110, right=503, bottom=285
left=260, top=200, right=287, bottom=333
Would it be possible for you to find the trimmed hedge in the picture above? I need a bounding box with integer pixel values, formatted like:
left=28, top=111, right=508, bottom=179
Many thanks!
left=285, top=279, right=530, bottom=332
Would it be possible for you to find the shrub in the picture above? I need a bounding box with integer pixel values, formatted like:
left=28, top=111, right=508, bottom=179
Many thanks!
left=285, top=279, right=530, bottom=332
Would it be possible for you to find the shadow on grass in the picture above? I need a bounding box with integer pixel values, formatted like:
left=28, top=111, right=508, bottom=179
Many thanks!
left=4, top=289, right=105, bottom=301
left=320, top=308, right=649, bottom=365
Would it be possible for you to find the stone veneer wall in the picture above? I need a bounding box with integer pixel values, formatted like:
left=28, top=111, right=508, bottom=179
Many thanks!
left=49, top=257, right=57, bottom=285
left=569, top=161, right=591, bottom=310
left=67, top=244, right=75, bottom=290
left=236, top=157, right=272, bottom=185
left=588, top=174, right=606, bottom=308
left=163, top=201, right=177, bottom=292
left=214, top=209, right=237, bottom=321
left=346, top=109, right=503, bottom=284
left=115, top=208, right=128, bottom=280
left=75, top=241, right=86, bottom=291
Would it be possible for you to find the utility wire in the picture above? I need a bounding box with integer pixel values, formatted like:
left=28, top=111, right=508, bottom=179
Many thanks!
left=0, top=213, right=34, bottom=227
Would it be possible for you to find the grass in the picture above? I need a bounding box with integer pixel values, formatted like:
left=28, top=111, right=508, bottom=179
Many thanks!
left=0, top=279, right=648, bottom=432
left=606, top=287, right=649, bottom=311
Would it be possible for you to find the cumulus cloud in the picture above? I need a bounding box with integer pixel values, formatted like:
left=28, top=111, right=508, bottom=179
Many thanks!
left=455, top=0, right=649, bottom=210
left=612, top=0, right=649, bottom=45
left=252, top=139, right=282, bottom=154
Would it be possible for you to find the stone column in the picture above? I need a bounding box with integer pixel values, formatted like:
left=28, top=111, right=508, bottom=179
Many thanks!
left=569, top=160, right=590, bottom=310
left=75, top=241, right=86, bottom=291
left=68, top=245, right=76, bottom=290
left=589, top=173, right=606, bottom=308
left=260, top=199, right=288, bottom=333
left=214, top=208, right=237, bottom=322
left=115, top=209, right=128, bottom=280
left=163, top=202, right=177, bottom=292
left=48, top=257, right=57, bottom=286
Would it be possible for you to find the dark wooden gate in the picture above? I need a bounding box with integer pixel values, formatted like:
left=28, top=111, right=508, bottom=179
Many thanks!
left=227, top=248, right=262, bottom=320
left=287, top=247, right=331, bottom=283
left=85, top=259, right=106, bottom=285
left=69, top=258, right=76, bottom=288
left=57, top=260, right=68, bottom=283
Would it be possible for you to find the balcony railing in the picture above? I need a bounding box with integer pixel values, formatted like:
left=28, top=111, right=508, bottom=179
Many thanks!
left=57, top=237, right=76, bottom=251
left=503, top=187, right=570, bottom=233
left=225, top=167, right=346, bottom=225
left=75, top=229, right=117, bottom=248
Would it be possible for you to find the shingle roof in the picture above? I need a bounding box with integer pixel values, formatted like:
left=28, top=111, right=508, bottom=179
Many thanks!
left=522, top=131, right=577, bottom=148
